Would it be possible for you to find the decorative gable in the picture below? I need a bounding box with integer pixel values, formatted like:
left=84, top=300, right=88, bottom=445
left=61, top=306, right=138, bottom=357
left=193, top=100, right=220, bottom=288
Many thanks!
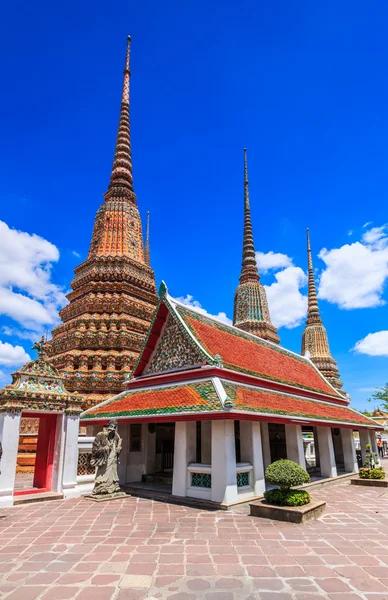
left=144, top=314, right=204, bottom=375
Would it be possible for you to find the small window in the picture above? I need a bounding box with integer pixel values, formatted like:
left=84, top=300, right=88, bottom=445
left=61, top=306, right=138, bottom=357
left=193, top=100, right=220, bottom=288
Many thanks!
left=130, top=424, right=142, bottom=452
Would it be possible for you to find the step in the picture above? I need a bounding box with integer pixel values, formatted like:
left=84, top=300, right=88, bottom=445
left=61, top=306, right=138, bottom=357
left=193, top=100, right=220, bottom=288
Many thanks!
left=142, top=474, right=173, bottom=485
left=14, top=492, right=64, bottom=505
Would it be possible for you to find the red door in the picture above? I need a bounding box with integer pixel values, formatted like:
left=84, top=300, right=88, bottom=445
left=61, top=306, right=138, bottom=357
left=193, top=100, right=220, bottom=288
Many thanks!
left=14, top=414, right=57, bottom=496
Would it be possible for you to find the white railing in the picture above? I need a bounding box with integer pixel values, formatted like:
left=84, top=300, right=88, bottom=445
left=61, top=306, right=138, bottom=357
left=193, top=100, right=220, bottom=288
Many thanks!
left=77, top=436, right=95, bottom=488
left=186, top=461, right=254, bottom=500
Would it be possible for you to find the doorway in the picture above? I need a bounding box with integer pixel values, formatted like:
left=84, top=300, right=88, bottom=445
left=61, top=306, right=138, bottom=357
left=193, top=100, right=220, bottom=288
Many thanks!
left=269, top=424, right=287, bottom=462
left=14, top=414, right=57, bottom=496
left=155, top=423, right=175, bottom=473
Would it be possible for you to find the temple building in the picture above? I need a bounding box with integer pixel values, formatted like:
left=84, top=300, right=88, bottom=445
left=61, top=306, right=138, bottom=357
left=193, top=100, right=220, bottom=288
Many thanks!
left=301, top=229, right=344, bottom=394
left=45, top=37, right=158, bottom=409
left=0, top=340, right=83, bottom=508
left=80, top=282, right=380, bottom=506
left=233, top=149, right=280, bottom=345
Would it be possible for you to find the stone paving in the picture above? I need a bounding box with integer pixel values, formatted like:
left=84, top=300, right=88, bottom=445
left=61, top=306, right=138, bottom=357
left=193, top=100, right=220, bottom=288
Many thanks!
left=1, top=479, right=388, bottom=600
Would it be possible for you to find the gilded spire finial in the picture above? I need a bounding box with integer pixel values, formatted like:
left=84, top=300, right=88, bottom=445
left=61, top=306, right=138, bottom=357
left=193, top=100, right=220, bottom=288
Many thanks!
left=144, top=211, right=151, bottom=266
left=106, top=35, right=134, bottom=199
left=306, top=228, right=322, bottom=325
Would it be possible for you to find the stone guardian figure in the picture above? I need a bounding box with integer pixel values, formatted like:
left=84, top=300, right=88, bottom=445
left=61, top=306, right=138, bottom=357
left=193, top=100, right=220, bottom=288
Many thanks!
left=90, top=419, right=123, bottom=497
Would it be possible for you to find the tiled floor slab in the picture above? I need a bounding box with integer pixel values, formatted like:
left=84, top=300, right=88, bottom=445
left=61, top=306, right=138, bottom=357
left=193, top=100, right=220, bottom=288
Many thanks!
left=1, top=475, right=388, bottom=599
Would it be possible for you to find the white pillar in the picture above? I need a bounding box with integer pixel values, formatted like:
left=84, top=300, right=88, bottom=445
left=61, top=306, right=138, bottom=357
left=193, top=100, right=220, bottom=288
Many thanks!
left=317, top=426, right=337, bottom=478
left=51, top=414, right=66, bottom=493
left=359, top=429, right=371, bottom=466
left=118, top=423, right=129, bottom=483
left=370, top=432, right=380, bottom=466
left=172, top=421, right=196, bottom=497
left=211, top=420, right=238, bottom=504
left=261, top=422, right=271, bottom=469
left=0, top=410, right=22, bottom=508
left=341, top=428, right=358, bottom=473
left=285, top=424, right=306, bottom=470
left=62, top=414, right=81, bottom=499
left=240, top=421, right=265, bottom=496
left=201, top=421, right=211, bottom=464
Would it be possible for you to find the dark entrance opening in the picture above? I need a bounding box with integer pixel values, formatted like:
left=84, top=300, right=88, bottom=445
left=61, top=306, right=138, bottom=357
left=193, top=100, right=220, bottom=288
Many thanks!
left=332, top=427, right=345, bottom=473
left=14, top=414, right=57, bottom=496
left=155, top=423, right=175, bottom=472
left=302, top=426, right=321, bottom=476
left=269, top=424, right=287, bottom=462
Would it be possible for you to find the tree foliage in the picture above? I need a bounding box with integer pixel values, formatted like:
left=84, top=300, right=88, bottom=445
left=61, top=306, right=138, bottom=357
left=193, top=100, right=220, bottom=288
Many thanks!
left=368, top=383, right=388, bottom=411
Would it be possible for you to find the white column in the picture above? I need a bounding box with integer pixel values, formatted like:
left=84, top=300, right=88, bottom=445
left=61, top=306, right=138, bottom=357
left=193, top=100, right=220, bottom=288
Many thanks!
left=341, top=428, right=358, bottom=473
left=172, top=421, right=196, bottom=497
left=370, top=432, right=380, bottom=466
left=240, top=421, right=265, bottom=496
left=261, top=422, right=271, bottom=469
left=118, top=423, right=129, bottom=483
left=211, top=420, right=238, bottom=504
left=51, top=414, right=66, bottom=493
left=285, top=424, right=306, bottom=470
left=317, top=426, right=337, bottom=478
left=359, top=429, right=371, bottom=466
left=201, top=421, right=211, bottom=464
left=0, top=410, right=22, bottom=508
left=62, top=414, right=81, bottom=499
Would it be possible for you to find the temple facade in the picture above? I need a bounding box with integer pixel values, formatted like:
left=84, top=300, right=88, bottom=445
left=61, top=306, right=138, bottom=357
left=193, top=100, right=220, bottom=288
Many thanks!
left=45, top=37, right=158, bottom=409
left=301, top=229, right=344, bottom=393
left=80, top=282, right=380, bottom=506
left=233, top=149, right=280, bottom=345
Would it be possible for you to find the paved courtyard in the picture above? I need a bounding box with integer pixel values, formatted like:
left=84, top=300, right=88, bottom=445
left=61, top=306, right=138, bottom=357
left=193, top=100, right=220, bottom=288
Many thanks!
left=1, top=480, right=388, bottom=600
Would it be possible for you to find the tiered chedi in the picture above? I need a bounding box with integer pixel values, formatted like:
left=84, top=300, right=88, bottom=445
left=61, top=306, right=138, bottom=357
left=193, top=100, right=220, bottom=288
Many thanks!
left=233, top=149, right=280, bottom=344
left=46, top=37, right=158, bottom=408
left=301, top=229, right=344, bottom=393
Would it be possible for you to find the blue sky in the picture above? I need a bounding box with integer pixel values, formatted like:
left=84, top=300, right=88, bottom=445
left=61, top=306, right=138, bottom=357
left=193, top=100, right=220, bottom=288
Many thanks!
left=1, top=1, right=388, bottom=410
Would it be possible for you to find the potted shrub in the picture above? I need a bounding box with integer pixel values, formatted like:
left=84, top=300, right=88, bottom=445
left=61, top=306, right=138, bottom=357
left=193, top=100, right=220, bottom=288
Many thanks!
left=264, top=459, right=311, bottom=506
left=358, top=444, right=385, bottom=480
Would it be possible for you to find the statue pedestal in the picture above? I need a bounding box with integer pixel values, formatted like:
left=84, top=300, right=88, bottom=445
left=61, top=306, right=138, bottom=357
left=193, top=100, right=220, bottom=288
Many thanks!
left=84, top=491, right=128, bottom=502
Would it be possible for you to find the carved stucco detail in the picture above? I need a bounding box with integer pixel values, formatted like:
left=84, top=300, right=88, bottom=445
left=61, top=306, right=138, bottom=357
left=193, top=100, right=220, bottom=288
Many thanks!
left=145, top=315, right=204, bottom=375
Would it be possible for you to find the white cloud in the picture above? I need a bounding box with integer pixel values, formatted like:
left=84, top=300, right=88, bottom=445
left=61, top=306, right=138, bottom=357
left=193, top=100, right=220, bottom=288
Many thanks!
left=72, top=250, right=81, bottom=258
left=1, top=325, right=40, bottom=342
left=264, top=266, right=308, bottom=329
left=353, top=331, right=388, bottom=357
left=255, top=251, right=293, bottom=274
left=318, top=224, right=388, bottom=309
left=0, top=341, right=30, bottom=366
left=348, top=230, right=353, bottom=236
left=361, top=225, right=387, bottom=248
left=363, top=221, right=372, bottom=228
left=0, top=220, right=66, bottom=329
left=176, top=295, right=232, bottom=325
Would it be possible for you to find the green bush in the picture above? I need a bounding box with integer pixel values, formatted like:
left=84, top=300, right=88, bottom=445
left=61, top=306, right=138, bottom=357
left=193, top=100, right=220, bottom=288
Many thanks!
left=264, top=488, right=311, bottom=506
left=359, top=468, right=370, bottom=479
left=370, top=467, right=385, bottom=480
left=359, top=466, right=385, bottom=480
left=265, top=459, right=310, bottom=491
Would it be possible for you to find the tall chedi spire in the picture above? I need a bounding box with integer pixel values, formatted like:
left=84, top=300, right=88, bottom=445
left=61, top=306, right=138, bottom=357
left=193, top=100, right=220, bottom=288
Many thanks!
left=233, top=149, right=280, bottom=344
left=144, top=211, right=151, bottom=266
left=301, top=229, right=344, bottom=393
left=46, top=37, right=158, bottom=409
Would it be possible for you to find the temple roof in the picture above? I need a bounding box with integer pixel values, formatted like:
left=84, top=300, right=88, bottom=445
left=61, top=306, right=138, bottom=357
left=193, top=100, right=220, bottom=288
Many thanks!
left=1, top=340, right=83, bottom=415
left=81, top=376, right=378, bottom=429
left=133, top=283, right=345, bottom=401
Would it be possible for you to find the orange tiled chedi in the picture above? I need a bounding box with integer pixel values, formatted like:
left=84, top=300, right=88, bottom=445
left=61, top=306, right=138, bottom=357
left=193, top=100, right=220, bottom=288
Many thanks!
left=45, top=37, right=158, bottom=409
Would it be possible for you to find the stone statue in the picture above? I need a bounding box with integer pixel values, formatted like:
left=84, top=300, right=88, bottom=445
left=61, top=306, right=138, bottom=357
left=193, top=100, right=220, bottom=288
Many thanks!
left=90, top=419, right=123, bottom=497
